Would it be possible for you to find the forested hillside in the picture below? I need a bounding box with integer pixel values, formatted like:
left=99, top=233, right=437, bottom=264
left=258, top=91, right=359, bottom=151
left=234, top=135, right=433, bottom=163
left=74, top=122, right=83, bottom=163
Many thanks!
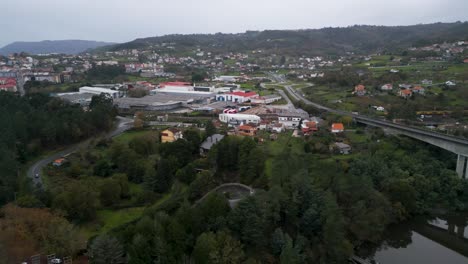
left=99, top=22, right=468, bottom=56
left=0, top=92, right=116, bottom=206
left=0, top=40, right=115, bottom=55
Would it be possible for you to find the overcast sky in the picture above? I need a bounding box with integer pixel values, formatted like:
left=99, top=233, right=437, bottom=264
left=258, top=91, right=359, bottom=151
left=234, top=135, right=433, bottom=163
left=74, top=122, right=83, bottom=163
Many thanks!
left=1, top=0, right=467, bottom=47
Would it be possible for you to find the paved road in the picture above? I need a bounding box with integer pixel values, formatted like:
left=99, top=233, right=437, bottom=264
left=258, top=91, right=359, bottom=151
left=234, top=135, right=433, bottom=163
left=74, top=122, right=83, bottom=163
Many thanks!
left=27, top=116, right=133, bottom=188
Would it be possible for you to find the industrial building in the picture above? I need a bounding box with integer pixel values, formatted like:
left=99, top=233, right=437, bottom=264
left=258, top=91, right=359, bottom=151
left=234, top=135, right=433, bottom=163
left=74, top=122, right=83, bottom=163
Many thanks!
left=79, top=86, right=121, bottom=98
left=219, top=113, right=261, bottom=125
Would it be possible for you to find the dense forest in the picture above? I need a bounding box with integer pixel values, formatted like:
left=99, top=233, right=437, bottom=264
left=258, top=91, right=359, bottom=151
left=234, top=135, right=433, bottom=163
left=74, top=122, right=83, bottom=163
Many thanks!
left=1, top=88, right=467, bottom=262
left=0, top=92, right=116, bottom=207
left=36, top=123, right=463, bottom=263
left=107, top=134, right=467, bottom=263
left=97, top=22, right=468, bottom=56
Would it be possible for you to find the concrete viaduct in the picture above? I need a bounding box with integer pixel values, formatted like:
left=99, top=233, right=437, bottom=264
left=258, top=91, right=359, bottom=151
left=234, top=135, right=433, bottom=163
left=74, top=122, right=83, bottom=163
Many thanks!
left=282, top=85, right=468, bottom=178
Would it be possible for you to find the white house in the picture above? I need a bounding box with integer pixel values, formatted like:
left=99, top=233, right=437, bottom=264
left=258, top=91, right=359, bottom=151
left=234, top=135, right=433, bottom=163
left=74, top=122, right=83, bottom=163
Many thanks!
left=380, top=84, right=393, bottom=91
left=446, top=81, right=456, bottom=86
left=271, top=123, right=285, bottom=133
left=278, top=113, right=302, bottom=129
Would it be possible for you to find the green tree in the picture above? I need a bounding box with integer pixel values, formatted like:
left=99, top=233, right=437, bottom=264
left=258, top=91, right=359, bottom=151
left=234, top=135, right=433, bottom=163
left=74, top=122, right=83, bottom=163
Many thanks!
left=280, top=235, right=299, bottom=264
left=271, top=228, right=286, bottom=256
left=99, top=178, right=122, bottom=207
left=94, top=160, right=113, bottom=177
left=205, top=120, right=217, bottom=137
left=53, top=183, right=99, bottom=222
left=193, top=231, right=244, bottom=264
left=88, top=235, right=126, bottom=264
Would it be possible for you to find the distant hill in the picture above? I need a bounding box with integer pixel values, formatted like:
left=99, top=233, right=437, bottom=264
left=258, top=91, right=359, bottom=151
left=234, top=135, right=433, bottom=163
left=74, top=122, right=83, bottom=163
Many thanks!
left=0, top=40, right=116, bottom=55
left=97, top=22, right=468, bottom=56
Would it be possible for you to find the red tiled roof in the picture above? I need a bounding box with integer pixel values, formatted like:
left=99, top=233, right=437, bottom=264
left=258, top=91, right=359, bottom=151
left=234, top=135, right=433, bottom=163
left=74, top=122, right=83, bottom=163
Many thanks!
left=332, top=123, right=344, bottom=130
left=239, top=125, right=255, bottom=130
left=400, top=89, right=412, bottom=95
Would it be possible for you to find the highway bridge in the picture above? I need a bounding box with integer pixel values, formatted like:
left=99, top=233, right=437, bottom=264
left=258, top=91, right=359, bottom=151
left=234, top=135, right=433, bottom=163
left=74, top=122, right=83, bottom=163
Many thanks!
left=281, top=83, right=468, bottom=178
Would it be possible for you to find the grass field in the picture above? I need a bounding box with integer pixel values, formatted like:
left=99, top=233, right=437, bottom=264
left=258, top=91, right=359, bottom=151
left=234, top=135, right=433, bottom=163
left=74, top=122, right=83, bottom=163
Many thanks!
left=81, top=207, right=146, bottom=238
left=113, top=129, right=158, bottom=144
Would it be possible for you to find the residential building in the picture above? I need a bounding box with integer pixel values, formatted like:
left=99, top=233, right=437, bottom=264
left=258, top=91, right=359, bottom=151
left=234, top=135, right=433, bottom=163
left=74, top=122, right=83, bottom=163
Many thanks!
left=0, top=77, right=17, bottom=92
left=445, top=81, right=456, bottom=86
left=278, top=109, right=309, bottom=129
left=399, top=89, right=413, bottom=98
left=272, top=123, right=285, bottom=133
left=52, top=158, right=66, bottom=167
left=333, top=142, right=352, bottom=154
left=421, top=79, right=433, bottom=85
left=380, top=84, right=393, bottom=91
left=200, top=134, right=224, bottom=155
left=354, top=84, right=366, bottom=96
left=399, top=84, right=412, bottom=89
left=412, top=86, right=425, bottom=94
left=161, top=128, right=183, bottom=143
left=331, top=123, right=344, bottom=133
left=237, top=124, right=257, bottom=137
left=301, top=120, right=318, bottom=134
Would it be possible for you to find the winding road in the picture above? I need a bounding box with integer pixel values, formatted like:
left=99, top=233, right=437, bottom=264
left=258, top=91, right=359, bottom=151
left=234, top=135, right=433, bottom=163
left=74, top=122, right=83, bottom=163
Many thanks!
left=27, top=116, right=133, bottom=188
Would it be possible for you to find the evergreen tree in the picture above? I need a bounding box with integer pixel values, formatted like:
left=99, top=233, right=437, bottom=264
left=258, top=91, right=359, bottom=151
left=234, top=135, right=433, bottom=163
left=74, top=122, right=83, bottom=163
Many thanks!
left=88, top=235, right=126, bottom=264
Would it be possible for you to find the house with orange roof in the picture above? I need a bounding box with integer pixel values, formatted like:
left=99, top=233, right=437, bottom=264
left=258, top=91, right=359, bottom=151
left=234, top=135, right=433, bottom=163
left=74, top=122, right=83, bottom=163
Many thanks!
left=237, top=124, right=257, bottom=137
left=301, top=121, right=318, bottom=134
left=354, top=84, right=366, bottom=96
left=331, top=123, right=344, bottom=133
left=52, top=158, right=67, bottom=167
left=398, top=89, right=413, bottom=98
left=412, top=86, right=425, bottom=95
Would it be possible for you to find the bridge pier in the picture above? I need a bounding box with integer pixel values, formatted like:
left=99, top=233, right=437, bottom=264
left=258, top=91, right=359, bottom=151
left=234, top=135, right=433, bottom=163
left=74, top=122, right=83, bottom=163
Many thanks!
left=457, top=155, right=467, bottom=179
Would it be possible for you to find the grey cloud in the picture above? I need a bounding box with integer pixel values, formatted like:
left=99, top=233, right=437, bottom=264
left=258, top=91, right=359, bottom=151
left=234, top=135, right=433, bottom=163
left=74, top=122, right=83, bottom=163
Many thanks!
left=1, top=0, right=467, bottom=47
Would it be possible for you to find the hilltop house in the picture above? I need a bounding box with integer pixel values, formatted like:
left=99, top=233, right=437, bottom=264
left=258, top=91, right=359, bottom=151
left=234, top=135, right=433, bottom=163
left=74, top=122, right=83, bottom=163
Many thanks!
left=331, top=123, right=344, bottom=133
left=161, top=128, right=183, bottom=143
left=354, top=85, right=366, bottom=96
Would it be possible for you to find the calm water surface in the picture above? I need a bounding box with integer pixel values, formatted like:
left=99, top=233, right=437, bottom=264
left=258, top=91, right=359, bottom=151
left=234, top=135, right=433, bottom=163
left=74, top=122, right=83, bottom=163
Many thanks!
left=369, top=213, right=468, bottom=264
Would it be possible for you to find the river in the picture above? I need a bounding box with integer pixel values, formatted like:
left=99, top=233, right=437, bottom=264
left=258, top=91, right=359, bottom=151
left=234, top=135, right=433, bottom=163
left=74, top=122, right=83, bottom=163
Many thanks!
left=362, top=213, right=468, bottom=264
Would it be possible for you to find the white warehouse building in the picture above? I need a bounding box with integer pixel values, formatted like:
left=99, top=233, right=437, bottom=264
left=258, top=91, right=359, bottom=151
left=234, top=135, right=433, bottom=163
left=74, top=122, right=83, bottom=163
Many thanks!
left=79, top=86, right=120, bottom=99
left=219, top=113, right=261, bottom=125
